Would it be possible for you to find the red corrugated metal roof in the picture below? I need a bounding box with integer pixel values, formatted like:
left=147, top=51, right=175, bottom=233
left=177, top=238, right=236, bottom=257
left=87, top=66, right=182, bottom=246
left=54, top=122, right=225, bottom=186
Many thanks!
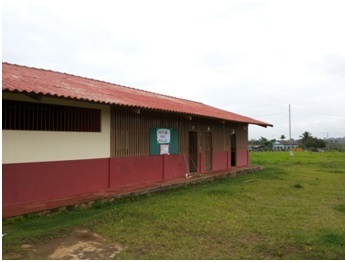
left=2, top=63, right=272, bottom=127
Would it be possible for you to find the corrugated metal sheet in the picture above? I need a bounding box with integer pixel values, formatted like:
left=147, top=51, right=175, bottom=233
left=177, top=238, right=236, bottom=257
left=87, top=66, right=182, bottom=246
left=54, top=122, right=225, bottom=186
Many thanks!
left=2, top=63, right=272, bottom=127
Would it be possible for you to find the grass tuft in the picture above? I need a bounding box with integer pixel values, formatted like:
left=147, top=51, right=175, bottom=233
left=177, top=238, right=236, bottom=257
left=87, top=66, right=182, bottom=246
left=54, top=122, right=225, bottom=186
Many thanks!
left=293, top=182, right=304, bottom=189
left=321, top=231, right=345, bottom=246
left=334, top=204, right=345, bottom=214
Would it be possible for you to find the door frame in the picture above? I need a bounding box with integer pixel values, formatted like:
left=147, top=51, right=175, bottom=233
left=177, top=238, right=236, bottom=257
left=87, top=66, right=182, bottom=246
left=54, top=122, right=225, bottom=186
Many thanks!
left=231, top=133, right=236, bottom=167
left=204, top=132, right=213, bottom=171
left=188, top=131, right=198, bottom=173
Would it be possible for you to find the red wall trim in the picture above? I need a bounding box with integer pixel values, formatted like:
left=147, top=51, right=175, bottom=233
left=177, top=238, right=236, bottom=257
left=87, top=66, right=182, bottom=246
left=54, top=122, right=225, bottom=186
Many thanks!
left=3, top=151, right=249, bottom=207
left=2, top=158, right=109, bottom=207
left=109, top=156, right=163, bottom=188
left=212, top=151, right=228, bottom=171
left=109, top=154, right=188, bottom=188
left=163, top=154, right=188, bottom=180
left=237, top=150, right=249, bottom=167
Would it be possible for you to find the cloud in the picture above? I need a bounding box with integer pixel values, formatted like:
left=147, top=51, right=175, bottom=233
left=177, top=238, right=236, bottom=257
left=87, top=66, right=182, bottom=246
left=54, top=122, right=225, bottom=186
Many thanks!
left=3, top=0, right=345, bottom=139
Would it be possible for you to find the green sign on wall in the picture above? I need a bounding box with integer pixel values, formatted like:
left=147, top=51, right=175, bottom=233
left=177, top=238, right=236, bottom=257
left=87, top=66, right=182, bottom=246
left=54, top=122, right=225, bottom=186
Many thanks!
left=149, top=128, right=179, bottom=155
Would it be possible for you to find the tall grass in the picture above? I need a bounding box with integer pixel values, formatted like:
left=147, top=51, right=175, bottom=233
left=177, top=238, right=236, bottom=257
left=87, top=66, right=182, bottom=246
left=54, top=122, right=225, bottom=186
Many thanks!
left=2, top=152, right=345, bottom=259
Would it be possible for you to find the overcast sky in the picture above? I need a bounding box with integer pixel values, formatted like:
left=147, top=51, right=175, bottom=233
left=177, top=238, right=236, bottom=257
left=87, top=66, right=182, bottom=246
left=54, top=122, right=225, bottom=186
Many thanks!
left=3, top=0, right=345, bottom=139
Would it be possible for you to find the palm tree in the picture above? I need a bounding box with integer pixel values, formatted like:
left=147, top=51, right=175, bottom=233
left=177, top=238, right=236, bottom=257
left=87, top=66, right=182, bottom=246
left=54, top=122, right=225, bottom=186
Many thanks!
left=300, top=131, right=313, bottom=148
left=280, top=135, right=286, bottom=141
left=300, top=131, right=312, bottom=141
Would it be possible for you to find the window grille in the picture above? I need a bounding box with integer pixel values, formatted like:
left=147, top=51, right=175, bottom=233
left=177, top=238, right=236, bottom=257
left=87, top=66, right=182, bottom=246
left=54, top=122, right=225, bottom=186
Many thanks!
left=2, top=100, right=101, bottom=132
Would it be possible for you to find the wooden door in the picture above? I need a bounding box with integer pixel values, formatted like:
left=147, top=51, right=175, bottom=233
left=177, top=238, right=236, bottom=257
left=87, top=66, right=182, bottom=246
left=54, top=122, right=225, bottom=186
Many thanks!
left=188, top=132, right=198, bottom=173
left=231, top=134, right=236, bottom=167
left=205, top=132, right=213, bottom=171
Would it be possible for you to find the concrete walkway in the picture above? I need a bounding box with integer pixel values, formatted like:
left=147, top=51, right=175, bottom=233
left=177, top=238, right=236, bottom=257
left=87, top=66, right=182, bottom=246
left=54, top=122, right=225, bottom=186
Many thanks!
left=2, top=166, right=263, bottom=219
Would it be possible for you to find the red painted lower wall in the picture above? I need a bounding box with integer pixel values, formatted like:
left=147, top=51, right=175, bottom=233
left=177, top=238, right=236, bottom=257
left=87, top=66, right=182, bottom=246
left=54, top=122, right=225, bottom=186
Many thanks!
left=237, top=150, right=249, bottom=167
left=185, top=151, right=231, bottom=173
left=109, top=154, right=188, bottom=188
left=212, top=151, right=229, bottom=171
left=163, top=154, right=188, bottom=180
left=2, top=151, right=249, bottom=207
left=2, top=158, right=109, bottom=207
left=110, top=156, right=163, bottom=188
left=186, top=150, right=250, bottom=172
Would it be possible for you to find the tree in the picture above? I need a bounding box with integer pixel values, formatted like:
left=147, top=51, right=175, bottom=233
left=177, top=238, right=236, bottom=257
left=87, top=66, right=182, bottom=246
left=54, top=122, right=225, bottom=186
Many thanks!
left=313, top=138, right=326, bottom=149
left=300, top=131, right=312, bottom=142
left=299, top=131, right=326, bottom=150
left=259, top=136, right=275, bottom=150
left=280, top=135, right=286, bottom=140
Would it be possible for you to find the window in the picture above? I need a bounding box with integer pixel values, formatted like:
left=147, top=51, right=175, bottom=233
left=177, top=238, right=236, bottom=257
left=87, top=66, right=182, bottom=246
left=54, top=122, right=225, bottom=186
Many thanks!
left=2, top=100, right=101, bottom=132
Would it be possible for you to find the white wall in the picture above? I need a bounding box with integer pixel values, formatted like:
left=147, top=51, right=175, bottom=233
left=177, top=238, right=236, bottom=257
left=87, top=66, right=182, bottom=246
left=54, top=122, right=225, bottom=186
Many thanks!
left=2, top=94, right=111, bottom=163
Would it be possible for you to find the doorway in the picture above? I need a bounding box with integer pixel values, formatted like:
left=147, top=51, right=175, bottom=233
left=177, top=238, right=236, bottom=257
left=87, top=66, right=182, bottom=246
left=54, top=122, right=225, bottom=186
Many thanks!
left=231, top=133, right=236, bottom=167
left=188, top=131, right=198, bottom=173
left=205, top=132, right=213, bottom=171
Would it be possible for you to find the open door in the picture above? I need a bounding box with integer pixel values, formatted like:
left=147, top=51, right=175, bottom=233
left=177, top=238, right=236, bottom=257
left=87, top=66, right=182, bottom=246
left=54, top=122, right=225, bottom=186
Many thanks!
left=231, top=133, right=236, bottom=167
left=189, top=131, right=198, bottom=173
left=205, top=132, right=213, bottom=171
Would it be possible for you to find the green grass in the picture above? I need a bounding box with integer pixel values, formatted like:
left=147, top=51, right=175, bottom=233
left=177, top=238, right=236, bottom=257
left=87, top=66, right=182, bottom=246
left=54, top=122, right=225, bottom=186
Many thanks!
left=3, top=152, right=345, bottom=259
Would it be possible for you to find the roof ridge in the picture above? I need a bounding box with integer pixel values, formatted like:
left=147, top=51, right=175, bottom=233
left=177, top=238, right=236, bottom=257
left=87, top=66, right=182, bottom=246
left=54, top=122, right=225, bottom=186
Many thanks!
left=2, top=62, right=204, bottom=105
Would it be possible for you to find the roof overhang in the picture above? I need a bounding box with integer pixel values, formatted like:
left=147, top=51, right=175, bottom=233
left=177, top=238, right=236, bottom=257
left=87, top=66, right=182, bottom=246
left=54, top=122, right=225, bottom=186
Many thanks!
left=2, top=63, right=273, bottom=128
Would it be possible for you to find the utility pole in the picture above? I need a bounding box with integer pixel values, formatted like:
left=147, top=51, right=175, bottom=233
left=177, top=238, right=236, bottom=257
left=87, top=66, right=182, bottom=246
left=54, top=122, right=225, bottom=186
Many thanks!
left=289, top=104, right=293, bottom=157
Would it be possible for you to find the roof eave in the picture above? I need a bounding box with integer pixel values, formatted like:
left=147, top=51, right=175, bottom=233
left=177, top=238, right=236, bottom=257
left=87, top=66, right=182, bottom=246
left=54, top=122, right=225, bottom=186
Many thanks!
left=3, top=89, right=274, bottom=127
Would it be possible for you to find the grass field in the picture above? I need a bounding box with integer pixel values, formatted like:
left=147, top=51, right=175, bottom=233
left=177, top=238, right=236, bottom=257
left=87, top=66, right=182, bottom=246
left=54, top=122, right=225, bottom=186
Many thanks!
left=2, top=151, right=345, bottom=259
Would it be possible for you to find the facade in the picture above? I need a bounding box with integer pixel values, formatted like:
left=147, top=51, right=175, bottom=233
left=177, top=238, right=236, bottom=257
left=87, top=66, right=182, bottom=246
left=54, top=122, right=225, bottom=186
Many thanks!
left=272, top=141, right=299, bottom=151
left=2, top=63, right=272, bottom=209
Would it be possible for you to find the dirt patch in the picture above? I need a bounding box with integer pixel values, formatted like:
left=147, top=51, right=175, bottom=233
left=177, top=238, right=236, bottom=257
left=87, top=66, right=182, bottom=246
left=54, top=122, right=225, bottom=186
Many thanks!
left=21, top=228, right=126, bottom=260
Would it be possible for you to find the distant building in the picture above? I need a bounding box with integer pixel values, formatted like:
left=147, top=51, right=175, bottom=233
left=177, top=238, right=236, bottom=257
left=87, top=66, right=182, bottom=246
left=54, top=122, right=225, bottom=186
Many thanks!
left=248, top=145, right=264, bottom=151
left=272, top=141, right=299, bottom=151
